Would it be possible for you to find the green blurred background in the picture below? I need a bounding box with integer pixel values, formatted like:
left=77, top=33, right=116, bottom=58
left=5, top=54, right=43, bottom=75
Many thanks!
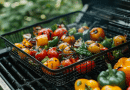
left=0, top=0, right=83, bottom=49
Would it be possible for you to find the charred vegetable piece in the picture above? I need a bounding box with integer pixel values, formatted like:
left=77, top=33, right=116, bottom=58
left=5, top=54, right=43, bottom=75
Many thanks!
left=78, top=26, right=89, bottom=33
left=36, top=35, right=48, bottom=48
left=58, top=42, right=70, bottom=50
left=74, top=32, right=83, bottom=40
left=22, top=38, right=33, bottom=48
left=74, top=41, right=92, bottom=56
left=112, top=35, right=127, bottom=47
left=38, top=28, right=54, bottom=40
left=35, top=49, right=47, bottom=61
left=18, top=48, right=30, bottom=59
left=90, top=27, right=105, bottom=41
left=48, top=36, right=59, bottom=47
left=33, top=26, right=42, bottom=36
left=68, top=27, right=76, bottom=35
left=101, top=37, right=112, bottom=48
left=61, top=35, right=76, bottom=45
left=88, top=43, right=104, bottom=53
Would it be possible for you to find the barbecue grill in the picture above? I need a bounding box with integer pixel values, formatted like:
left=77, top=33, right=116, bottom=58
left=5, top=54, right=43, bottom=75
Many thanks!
left=0, top=0, right=130, bottom=89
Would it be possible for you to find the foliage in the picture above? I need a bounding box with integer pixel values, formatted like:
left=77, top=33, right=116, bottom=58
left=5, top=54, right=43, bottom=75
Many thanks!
left=0, top=0, right=83, bottom=49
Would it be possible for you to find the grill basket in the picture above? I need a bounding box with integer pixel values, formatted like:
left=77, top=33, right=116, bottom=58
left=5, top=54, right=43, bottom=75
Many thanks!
left=1, top=0, right=130, bottom=86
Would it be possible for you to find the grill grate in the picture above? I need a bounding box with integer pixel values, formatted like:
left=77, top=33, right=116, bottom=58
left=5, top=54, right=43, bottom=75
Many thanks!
left=0, top=52, right=79, bottom=90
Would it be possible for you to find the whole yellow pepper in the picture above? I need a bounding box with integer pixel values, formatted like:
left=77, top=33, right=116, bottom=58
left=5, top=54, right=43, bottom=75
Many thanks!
left=75, top=79, right=100, bottom=90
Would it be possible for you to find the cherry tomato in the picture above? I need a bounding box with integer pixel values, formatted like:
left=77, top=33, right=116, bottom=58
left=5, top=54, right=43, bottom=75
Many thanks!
left=38, top=28, right=54, bottom=40
left=47, top=47, right=59, bottom=58
left=76, top=60, right=95, bottom=74
left=30, top=50, right=37, bottom=57
left=70, top=57, right=79, bottom=63
left=61, top=59, right=73, bottom=73
left=100, top=47, right=114, bottom=61
left=127, top=82, right=130, bottom=90
left=54, top=28, right=68, bottom=39
left=35, top=49, right=47, bottom=61
left=61, top=59, right=72, bottom=67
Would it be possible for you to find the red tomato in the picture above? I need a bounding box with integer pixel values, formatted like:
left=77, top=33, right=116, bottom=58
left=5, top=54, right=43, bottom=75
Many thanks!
left=35, top=49, right=47, bottom=61
left=61, top=59, right=73, bottom=73
left=38, top=28, right=54, bottom=40
left=54, top=28, right=68, bottom=39
left=100, top=47, right=114, bottom=61
left=47, top=47, right=59, bottom=58
left=70, top=57, right=79, bottom=63
left=127, top=82, right=130, bottom=90
left=30, top=50, right=37, bottom=57
left=61, top=59, right=72, bottom=67
left=76, top=60, right=95, bottom=74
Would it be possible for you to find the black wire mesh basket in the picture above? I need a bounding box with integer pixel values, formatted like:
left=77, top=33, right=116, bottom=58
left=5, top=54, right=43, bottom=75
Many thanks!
left=1, top=10, right=130, bottom=86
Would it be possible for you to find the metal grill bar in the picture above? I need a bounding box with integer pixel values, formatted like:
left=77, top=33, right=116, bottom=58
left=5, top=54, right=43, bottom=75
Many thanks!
left=0, top=63, right=22, bottom=89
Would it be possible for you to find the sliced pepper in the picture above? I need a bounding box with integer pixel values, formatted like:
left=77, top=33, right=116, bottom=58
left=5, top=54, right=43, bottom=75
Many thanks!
left=68, top=27, right=77, bottom=35
left=74, top=32, right=83, bottom=40
left=74, top=41, right=92, bottom=56
left=97, top=63, right=126, bottom=90
left=48, top=36, right=59, bottom=47
left=101, top=37, right=112, bottom=48
left=100, top=47, right=114, bottom=61
left=113, top=50, right=123, bottom=59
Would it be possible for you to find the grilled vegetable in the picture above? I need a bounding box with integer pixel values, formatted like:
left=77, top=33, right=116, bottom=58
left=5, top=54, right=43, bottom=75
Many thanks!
left=90, top=27, right=105, bottom=41
left=127, top=83, right=130, bottom=90
left=61, top=59, right=73, bottom=73
left=101, top=37, right=112, bottom=48
left=61, top=35, right=76, bottom=45
left=88, top=43, right=104, bottom=53
left=58, top=42, right=70, bottom=50
left=18, top=48, right=30, bottom=59
left=33, top=26, right=42, bottom=36
left=48, top=36, right=59, bottom=47
left=113, top=50, right=123, bottom=59
left=47, top=47, right=59, bottom=58
left=114, top=57, right=130, bottom=86
left=36, top=35, right=48, bottom=48
left=85, top=40, right=95, bottom=45
left=113, top=35, right=127, bottom=47
left=13, top=43, right=25, bottom=50
left=54, top=28, right=68, bottom=39
left=22, top=38, right=33, bottom=48
left=68, top=27, right=76, bottom=35
left=97, top=63, right=126, bottom=90
left=76, top=60, right=95, bottom=74
left=74, top=32, right=83, bottom=40
left=63, top=46, right=73, bottom=55
left=35, top=49, right=47, bottom=61
left=38, top=28, right=54, bottom=40
left=101, top=85, right=122, bottom=90
left=43, top=57, right=60, bottom=69
left=78, top=26, right=89, bottom=33
left=100, top=47, right=114, bottom=61
left=75, top=79, right=100, bottom=90
left=74, top=41, right=92, bottom=56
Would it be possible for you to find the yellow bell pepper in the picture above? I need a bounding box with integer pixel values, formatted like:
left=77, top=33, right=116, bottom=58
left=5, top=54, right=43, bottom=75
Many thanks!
left=75, top=79, right=100, bottom=90
left=101, top=85, right=122, bottom=90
